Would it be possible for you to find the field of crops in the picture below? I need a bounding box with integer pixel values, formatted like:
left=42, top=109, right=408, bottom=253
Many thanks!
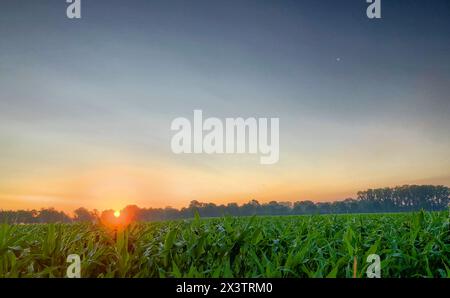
left=0, top=211, right=448, bottom=278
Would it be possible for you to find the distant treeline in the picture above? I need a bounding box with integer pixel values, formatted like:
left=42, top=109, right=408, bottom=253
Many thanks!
left=1, top=185, right=449, bottom=223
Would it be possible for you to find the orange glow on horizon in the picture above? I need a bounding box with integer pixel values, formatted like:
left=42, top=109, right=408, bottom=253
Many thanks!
left=1, top=160, right=449, bottom=213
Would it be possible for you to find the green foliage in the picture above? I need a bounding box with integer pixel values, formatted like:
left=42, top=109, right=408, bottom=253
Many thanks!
left=0, top=212, right=448, bottom=278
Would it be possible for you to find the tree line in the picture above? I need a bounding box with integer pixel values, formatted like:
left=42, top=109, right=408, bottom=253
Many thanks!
left=1, top=185, right=449, bottom=223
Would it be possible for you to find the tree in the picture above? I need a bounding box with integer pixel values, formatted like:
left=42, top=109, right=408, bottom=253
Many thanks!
left=73, top=207, right=96, bottom=222
left=36, top=208, right=72, bottom=223
left=1, top=185, right=448, bottom=223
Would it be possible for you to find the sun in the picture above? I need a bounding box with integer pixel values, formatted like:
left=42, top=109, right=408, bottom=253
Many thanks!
left=114, top=210, right=120, bottom=218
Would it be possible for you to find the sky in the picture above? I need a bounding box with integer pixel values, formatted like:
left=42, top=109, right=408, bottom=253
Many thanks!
left=0, top=0, right=449, bottom=212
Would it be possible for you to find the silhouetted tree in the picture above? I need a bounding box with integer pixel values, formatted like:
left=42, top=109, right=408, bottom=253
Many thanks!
left=73, top=207, right=96, bottom=222
left=1, top=185, right=448, bottom=223
left=36, top=208, right=72, bottom=223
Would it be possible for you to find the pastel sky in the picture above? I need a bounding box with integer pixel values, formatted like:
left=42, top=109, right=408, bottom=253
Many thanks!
left=1, top=0, right=449, bottom=212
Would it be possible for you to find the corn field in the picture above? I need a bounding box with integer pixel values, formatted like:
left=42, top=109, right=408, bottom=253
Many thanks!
left=0, top=211, right=449, bottom=278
